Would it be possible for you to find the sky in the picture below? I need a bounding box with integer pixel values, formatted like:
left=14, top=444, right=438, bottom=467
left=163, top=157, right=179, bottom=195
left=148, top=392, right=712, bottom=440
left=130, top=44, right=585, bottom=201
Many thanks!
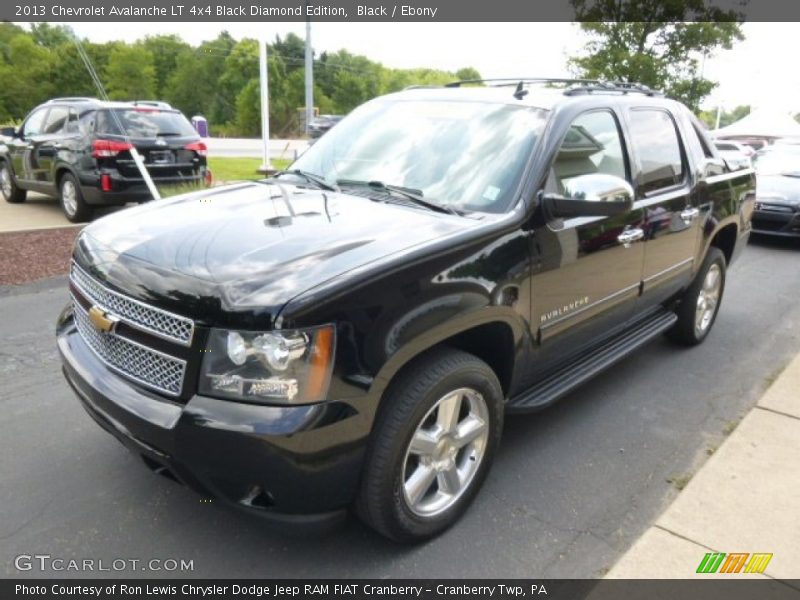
left=63, top=21, right=800, bottom=112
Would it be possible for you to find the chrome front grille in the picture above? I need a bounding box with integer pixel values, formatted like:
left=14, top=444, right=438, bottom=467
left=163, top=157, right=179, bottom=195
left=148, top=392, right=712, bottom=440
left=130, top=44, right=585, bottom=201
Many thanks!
left=70, top=262, right=194, bottom=346
left=72, top=299, right=187, bottom=396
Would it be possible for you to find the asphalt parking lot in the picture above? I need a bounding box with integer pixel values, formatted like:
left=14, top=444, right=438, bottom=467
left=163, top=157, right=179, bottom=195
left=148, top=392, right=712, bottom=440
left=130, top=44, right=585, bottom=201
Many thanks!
left=1, top=236, right=798, bottom=579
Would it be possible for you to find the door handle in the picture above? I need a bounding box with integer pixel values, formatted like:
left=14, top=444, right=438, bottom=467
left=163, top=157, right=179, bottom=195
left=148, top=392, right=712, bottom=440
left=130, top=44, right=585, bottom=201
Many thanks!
left=617, top=228, right=644, bottom=248
left=680, top=207, right=700, bottom=223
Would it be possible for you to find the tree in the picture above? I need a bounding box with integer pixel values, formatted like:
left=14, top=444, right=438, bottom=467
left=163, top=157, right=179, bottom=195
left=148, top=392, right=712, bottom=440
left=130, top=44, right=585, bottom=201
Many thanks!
left=0, top=35, right=52, bottom=120
left=29, top=23, right=73, bottom=48
left=218, top=38, right=260, bottom=121
left=271, top=33, right=306, bottom=73
left=140, top=35, right=191, bottom=97
left=697, top=104, right=750, bottom=129
left=105, top=45, right=156, bottom=100
left=569, top=0, right=744, bottom=111
left=46, top=44, right=98, bottom=99
left=165, top=32, right=236, bottom=123
left=0, top=25, right=482, bottom=135
left=455, top=67, right=481, bottom=82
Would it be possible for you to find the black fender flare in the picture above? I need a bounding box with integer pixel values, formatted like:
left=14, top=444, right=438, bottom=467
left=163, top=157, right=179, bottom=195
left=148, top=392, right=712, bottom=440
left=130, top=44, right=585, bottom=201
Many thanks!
left=367, top=306, right=527, bottom=402
left=698, top=215, right=740, bottom=271
left=53, top=162, right=81, bottom=189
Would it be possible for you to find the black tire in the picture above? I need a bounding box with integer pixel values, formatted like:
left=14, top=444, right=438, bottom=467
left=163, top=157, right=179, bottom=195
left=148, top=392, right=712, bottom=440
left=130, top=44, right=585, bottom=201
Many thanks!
left=0, top=161, right=26, bottom=203
left=667, top=247, right=726, bottom=346
left=59, top=172, right=92, bottom=223
left=355, top=347, right=504, bottom=543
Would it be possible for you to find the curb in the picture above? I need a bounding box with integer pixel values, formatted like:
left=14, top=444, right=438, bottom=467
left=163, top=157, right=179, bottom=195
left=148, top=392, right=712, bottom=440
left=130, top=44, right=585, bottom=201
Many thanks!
left=0, top=223, right=84, bottom=235
left=604, top=352, right=800, bottom=581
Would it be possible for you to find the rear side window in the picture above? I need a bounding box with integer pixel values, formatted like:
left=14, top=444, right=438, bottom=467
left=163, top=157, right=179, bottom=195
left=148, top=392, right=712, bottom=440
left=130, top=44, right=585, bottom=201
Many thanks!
left=96, top=109, right=196, bottom=138
left=65, top=108, right=80, bottom=134
left=628, top=109, right=685, bottom=194
left=43, top=107, right=69, bottom=134
left=80, top=110, right=96, bottom=133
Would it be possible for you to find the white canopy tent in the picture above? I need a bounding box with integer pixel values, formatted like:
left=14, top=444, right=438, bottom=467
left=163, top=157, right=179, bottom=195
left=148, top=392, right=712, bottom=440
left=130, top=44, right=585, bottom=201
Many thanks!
left=712, top=109, right=800, bottom=140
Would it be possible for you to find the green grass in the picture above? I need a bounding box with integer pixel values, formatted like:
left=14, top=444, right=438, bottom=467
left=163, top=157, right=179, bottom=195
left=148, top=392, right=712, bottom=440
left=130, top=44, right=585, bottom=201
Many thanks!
left=666, top=473, right=693, bottom=491
left=208, top=157, right=291, bottom=183
left=156, top=157, right=293, bottom=198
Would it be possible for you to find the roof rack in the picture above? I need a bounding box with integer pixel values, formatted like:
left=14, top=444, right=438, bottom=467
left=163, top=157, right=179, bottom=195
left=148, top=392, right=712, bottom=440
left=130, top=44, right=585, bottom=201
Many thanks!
left=444, top=78, right=664, bottom=97
left=46, top=97, right=99, bottom=103
left=130, top=100, right=173, bottom=109
left=403, top=85, right=445, bottom=91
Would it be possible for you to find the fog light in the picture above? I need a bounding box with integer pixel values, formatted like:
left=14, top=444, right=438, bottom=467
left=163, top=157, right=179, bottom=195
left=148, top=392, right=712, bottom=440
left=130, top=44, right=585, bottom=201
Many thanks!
left=207, top=373, right=299, bottom=401
left=100, top=173, right=112, bottom=192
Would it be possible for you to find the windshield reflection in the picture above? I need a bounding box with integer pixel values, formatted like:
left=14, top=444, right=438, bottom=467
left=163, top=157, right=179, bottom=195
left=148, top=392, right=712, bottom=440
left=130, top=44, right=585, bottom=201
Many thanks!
left=290, top=99, right=548, bottom=213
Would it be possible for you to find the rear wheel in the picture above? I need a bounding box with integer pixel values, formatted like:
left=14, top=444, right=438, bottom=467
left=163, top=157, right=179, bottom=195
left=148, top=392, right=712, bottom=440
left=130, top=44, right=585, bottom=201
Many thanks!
left=0, top=162, right=26, bottom=203
left=59, top=172, right=92, bottom=223
left=667, top=247, right=726, bottom=346
left=356, top=348, right=503, bottom=542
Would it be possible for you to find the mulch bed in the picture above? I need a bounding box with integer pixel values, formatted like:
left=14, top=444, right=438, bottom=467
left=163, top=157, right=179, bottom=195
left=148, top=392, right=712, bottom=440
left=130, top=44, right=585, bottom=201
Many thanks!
left=0, top=227, right=82, bottom=286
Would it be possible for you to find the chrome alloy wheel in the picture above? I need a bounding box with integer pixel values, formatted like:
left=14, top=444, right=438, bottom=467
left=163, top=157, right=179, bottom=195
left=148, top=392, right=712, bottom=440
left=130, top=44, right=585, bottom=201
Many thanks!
left=695, top=263, right=722, bottom=336
left=61, top=179, right=77, bottom=217
left=0, top=166, right=11, bottom=199
left=401, top=387, right=490, bottom=517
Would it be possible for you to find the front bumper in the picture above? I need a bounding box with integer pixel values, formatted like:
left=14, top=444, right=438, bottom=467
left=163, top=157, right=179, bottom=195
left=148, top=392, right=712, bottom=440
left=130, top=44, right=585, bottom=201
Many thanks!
left=56, top=307, right=369, bottom=528
left=751, top=205, right=800, bottom=237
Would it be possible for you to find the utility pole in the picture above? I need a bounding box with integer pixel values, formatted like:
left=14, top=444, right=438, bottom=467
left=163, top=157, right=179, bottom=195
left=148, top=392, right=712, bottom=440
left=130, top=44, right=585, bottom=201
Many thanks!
left=305, top=13, right=314, bottom=135
left=259, top=35, right=274, bottom=174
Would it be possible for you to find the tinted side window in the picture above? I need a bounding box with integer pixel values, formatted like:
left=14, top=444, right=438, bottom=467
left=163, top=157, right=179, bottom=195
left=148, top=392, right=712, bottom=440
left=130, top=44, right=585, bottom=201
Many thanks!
left=22, top=108, right=48, bottom=137
left=691, top=126, right=715, bottom=159
left=628, top=109, right=685, bottom=194
left=43, top=106, right=69, bottom=134
left=551, top=110, right=627, bottom=194
left=65, top=108, right=80, bottom=134
left=79, top=110, right=96, bottom=134
left=95, top=110, right=113, bottom=134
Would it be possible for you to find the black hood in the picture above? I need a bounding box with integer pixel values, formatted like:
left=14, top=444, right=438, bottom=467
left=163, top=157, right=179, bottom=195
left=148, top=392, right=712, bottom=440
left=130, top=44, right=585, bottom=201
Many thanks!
left=74, top=182, right=470, bottom=326
left=756, top=174, right=800, bottom=206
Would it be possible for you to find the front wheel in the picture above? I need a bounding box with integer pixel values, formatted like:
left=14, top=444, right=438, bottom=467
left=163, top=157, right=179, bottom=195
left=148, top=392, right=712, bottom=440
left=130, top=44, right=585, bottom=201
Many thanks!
left=0, top=162, right=26, bottom=203
left=356, top=348, right=504, bottom=542
left=667, top=247, right=726, bottom=346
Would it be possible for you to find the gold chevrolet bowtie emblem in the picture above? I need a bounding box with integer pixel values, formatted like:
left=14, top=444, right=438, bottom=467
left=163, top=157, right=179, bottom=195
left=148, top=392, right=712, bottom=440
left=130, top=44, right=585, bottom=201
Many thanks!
left=88, top=305, right=118, bottom=334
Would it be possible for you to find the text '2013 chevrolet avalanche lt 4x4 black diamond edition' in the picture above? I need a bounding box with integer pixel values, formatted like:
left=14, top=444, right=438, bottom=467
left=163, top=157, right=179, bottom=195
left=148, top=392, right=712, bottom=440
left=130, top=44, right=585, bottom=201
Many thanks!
left=57, top=79, right=755, bottom=542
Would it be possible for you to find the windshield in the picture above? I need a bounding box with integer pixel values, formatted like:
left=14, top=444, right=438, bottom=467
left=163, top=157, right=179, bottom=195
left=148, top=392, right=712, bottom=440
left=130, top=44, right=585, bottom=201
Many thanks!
left=754, top=148, right=800, bottom=176
left=96, top=109, right=197, bottom=138
left=290, top=99, right=548, bottom=213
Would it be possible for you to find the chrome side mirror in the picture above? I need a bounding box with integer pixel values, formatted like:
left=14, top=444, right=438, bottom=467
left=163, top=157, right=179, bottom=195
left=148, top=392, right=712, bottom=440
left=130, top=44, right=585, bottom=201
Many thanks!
left=542, top=173, right=634, bottom=219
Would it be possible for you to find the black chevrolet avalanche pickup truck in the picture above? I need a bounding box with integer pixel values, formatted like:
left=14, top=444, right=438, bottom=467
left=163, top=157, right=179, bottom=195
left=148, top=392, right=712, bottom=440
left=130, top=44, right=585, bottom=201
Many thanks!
left=56, top=79, right=755, bottom=542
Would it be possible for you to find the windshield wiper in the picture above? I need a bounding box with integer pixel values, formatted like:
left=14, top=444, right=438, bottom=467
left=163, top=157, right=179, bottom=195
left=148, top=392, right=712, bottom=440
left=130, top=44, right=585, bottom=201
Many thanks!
left=275, top=169, right=339, bottom=192
left=336, top=179, right=460, bottom=215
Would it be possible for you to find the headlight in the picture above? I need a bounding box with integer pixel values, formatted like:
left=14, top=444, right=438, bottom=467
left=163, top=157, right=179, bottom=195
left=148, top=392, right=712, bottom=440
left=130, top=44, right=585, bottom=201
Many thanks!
left=199, top=325, right=335, bottom=404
